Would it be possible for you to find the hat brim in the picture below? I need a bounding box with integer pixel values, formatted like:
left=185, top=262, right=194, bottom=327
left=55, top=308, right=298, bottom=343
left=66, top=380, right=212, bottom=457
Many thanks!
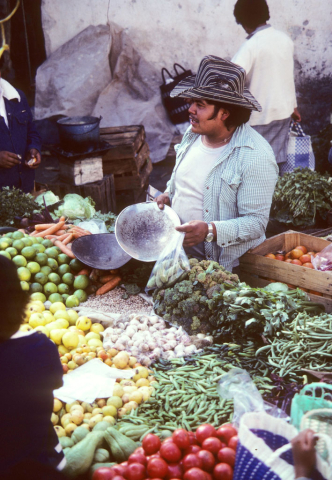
left=170, top=74, right=262, bottom=112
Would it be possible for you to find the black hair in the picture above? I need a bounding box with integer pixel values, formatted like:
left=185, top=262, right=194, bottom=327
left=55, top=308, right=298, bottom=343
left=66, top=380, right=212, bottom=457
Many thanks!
left=234, top=0, right=270, bottom=29
left=206, top=100, right=251, bottom=130
left=0, top=54, right=5, bottom=71
left=0, top=256, right=30, bottom=341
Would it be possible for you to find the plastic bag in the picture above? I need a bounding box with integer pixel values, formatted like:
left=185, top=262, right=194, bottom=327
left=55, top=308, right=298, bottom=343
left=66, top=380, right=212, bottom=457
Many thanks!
left=312, top=243, right=332, bottom=271
left=217, top=368, right=289, bottom=427
left=77, top=219, right=108, bottom=234
left=145, top=231, right=190, bottom=292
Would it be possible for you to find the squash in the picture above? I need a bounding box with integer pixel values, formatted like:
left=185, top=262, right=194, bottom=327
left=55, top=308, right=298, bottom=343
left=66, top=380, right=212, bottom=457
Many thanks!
left=93, top=448, right=110, bottom=463
left=59, top=436, right=74, bottom=448
left=93, top=421, right=112, bottom=433
left=104, top=427, right=137, bottom=463
left=71, top=425, right=90, bottom=444
left=64, top=431, right=104, bottom=477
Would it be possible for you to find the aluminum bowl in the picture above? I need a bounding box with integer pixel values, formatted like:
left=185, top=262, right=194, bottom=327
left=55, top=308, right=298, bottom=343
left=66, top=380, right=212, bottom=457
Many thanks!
left=115, top=202, right=181, bottom=262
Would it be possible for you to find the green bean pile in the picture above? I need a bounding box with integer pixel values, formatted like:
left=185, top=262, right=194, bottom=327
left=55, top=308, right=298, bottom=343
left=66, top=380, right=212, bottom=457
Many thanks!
left=258, top=312, right=332, bottom=380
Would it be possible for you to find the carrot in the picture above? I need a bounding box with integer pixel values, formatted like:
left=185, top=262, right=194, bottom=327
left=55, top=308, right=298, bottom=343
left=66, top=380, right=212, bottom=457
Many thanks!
left=72, top=231, right=91, bottom=239
left=77, top=268, right=90, bottom=276
left=56, top=233, right=70, bottom=242
left=29, top=230, right=38, bottom=236
left=109, top=269, right=119, bottom=275
left=34, top=221, right=66, bottom=238
left=45, top=234, right=57, bottom=240
left=99, top=274, right=117, bottom=284
left=96, top=275, right=122, bottom=295
left=35, top=223, right=56, bottom=231
left=54, top=240, right=75, bottom=258
left=62, top=234, right=73, bottom=245
left=55, top=229, right=66, bottom=236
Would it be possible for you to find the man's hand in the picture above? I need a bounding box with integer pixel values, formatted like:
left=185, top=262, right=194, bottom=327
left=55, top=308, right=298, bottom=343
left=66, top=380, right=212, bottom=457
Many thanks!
left=292, top=429, right=317, bottom=479
left=25, top=148, right=41, bottom=169
left=176, top=221, right=208, bottom=247
left=155, top=192, right=170, bottom=210
left=291, top=107, right=301, bottom=123
left=0, top=151, right=21, bottom=169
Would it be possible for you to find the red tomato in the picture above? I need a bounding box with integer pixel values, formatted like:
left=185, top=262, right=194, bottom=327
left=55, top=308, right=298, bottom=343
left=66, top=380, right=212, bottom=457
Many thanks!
left=173, top=429, right=191, bottom=450
left=126, top=463, right=146, bottom=480
left=228, top=436, right=238, bottom=451
left=182, top=454, right=203, bottom=471
left=196, top=450, right=216, bottom=473
left=113, top=477, right=126, bottom=480
left=183, top=468, right=207, bottom=480
left=112, top=466, right=128, bottom=478
left=201, top=438, right=224, bottom=456
left=121, top=463, right=128, bottom=467
left=92, top=468, right=116, bottom=480
left=143, top=434, right=162, bottom=455
left=166, top=463, right=183, bottom=480
left=163, top=438, right=175, bottom=445
left=147, top=458, right=169, bottom=479
left=147, top=454, right=161, bottom=461
left=128, top=454, right=148, bottom=466
left=216, top=426, right=237, bottom=445
left=184, top=445, right=201, bottom=456
left=205, top=474, right=213, bottom=480
left=134, top=447, right=146, bottom=456
left=196, top=425, right=217, bottom=446
left=188, top=432, right=198, bottom=445
left=213, top=463, right=233, bottom=480
left=217, top=448, right=235, bottom=468
left=160, top=443, right=182, bottom=463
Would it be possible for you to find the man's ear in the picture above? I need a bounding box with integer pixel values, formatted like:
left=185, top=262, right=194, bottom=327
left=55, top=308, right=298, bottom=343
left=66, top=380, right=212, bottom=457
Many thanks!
left=219, top=109, right=230, bottom=121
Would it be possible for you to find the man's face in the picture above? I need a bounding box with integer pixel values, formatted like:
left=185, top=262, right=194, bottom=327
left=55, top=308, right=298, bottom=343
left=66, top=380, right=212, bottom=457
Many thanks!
left=187, top=99, right=225, bottom=136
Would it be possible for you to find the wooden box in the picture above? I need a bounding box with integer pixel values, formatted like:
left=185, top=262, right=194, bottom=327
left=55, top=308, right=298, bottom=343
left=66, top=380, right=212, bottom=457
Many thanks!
left=59, top=156, right=103, bottom=185
left=239, top=231, right=332, bottom=312
left=35, top=174, right=116, bottom=215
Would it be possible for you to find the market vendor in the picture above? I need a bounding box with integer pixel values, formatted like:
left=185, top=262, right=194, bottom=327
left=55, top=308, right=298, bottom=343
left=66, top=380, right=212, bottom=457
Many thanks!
left=0, top=256, right=66, bottom=480
left=156, top=56, right=278, bottom=272
left=0, top=55, right=42, bottom=194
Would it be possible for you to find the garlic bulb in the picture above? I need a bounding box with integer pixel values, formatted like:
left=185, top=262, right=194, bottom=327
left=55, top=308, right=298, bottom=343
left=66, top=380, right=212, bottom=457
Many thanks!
left=185, top=345, right=197, bottom=355
left=110, top=335, right=118, bottom=343
left=164, top=351, right=175, bottom=360
left=140, top=356, right=152, bottom=366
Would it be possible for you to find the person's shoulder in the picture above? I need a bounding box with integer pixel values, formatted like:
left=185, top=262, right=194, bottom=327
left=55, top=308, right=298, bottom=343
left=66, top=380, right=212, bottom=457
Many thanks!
left=240, top=124, right=277, bottom=165
left=268, top=27, right=294, bottom=45
left=12, top=330, right=58, bottom=353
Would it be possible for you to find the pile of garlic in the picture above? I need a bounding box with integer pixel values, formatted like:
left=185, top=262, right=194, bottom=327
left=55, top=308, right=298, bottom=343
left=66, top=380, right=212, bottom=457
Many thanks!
left=102, top=313, right=200, bottom=366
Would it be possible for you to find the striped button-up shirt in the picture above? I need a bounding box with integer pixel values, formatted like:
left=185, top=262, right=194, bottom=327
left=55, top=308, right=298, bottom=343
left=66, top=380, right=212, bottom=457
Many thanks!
left=166, top=123, right=278, bottom=271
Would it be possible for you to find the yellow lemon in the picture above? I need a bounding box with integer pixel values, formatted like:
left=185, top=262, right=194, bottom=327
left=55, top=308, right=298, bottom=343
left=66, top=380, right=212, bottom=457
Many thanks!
left=34, top=325, right=49, bottom=337
left=49, top=302, right=66, bottom=314
left=90, top=323, right=104, bottom=334
left=29, top=312, right=46, bottom=328
left=53, top=398, right=63, bottom=412
left=67, top=309, right=79, bottom=326
left=50, top=328, right=67, bottom=345
left=42, top=311, right=55, bottom=324
left=102, top=405, right=117, bottom=417
left=85, top=332, right=100, bottom=342
left=54, top=310, right=70, bottom=321
left=87, top=338, right=103, bottom=347
left=54, top=319, right=69, bottom=329
left=76, top=316, right=92, bottom=332
left=20, top=324, right=33, bottom=332
left=58, top=345, right=69, bottom=355
left=62, top=331, right=79, bottom=350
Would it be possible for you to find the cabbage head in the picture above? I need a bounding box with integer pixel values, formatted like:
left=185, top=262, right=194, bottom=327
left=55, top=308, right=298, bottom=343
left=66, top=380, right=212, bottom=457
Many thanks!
left=35, top=191, right=59, bottom=206
left=55, top=194, right=95, bottom=220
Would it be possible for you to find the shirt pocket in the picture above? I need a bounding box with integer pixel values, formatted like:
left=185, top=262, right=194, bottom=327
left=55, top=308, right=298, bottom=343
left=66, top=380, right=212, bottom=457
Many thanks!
left=218, top=173, right=241, bottom=204
left=14, top=110, right=29, bottom=125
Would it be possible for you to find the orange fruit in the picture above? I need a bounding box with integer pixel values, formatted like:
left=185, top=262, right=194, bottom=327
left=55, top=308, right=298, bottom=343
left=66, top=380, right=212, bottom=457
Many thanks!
left=302, top=262, right=314, bottom=269
left=275, top=254, right=285, bottom=261
left=290, top=249, right=304, bottom=259
left=291, top=259, right=302, bottom=265
left=285, top=252, right=292, bottom=260
left=264, top=253, right=275, bottom=259
left=300, top=254, right=311, bottom=264
left=285, top=259, right=293, bottom=263
left=307, top=251, right=315, bottom=256
left=296, top=246, right=308, bottom=254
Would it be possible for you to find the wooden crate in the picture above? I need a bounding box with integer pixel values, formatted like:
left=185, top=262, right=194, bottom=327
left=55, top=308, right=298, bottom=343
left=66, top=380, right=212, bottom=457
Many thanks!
left=35, top=174, right=116, bottom=214
left=59, top=156, right=103, bottom=185
left=239, top=230, right=332, bottom=312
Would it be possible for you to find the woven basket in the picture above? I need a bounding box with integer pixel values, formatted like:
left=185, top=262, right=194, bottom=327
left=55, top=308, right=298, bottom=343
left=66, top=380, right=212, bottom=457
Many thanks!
left=300, top=409, right=332, bottom=460
left=291, top=383, right=332, bottom=430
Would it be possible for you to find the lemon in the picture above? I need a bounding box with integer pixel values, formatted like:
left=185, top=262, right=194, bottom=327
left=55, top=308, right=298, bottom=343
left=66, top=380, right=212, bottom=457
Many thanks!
left=29, top=312, right=46, bottom=328
left=49, top=302, right=66, bottom=314
left=30, top=282, right=43, bottom=293
left=47, top=258, right=58, bottom=271
left=55, top=318, right=69, bottom=329
left=35, top=252, right=48, bottom=265
left=67, top=309, right=79, bottom=325
left=20, top=280, right=30, bottom=291
left=17, top=267, right=31, bottom=282
left=85, top=332, right=100, bottom=342
left=34, top=325, right=49, bottom=337
left=12, top=231, right=24, bottom=240
left=0, top=239, right=10, bottom=250
left=20, top=324, right=33, bottom=332
left=48, top=293, right=64, bottom=303
left=41, top=238, right=53, bottom=248
left=50, top=328, right=66, bottom=345
left=34, top=272, right=48, bottom=285
left=27, top=261, right=41, bottom=274
left=106, top=396, right=123, bottom=409
left=12, top=255, right=27, bottom=267
left=27, top=300, right=45, bottom=312
left=58, top=345, right=69, bottom=355
left=0, top=251, right=11, bottom=259
left=62, top=294, right=69, bottom=303
left=42, top=310, right=54, bottom=324
left=31, top=292, right=47, bottom=303
left=6, top=247, right=17, bottom=256
left=44, top=282, right=58, bottom=295
left=102, top=405, right=117, bottom=417
left=62, top=331, right=79, bottom=350
left=87, top=338, right=103, bottom=347
left=54, top=310, right=70, bottom=321
left=66, top=295, right=80, bottom=308
left=29, top=237, right=39, bottom=244
left=62, top=273, right=74, bottom=286
left=90, top=323, right=104, bottom=334
left=76, top=316, right=91, bottom=331
left=12, top=240, right=25, bottom=252
left=21, top=246, right=36, bottom=260
left=73, top=275, right=89, bottom=290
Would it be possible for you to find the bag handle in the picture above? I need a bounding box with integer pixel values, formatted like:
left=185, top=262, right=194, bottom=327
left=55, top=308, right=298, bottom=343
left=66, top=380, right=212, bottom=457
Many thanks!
left=290, top=120, right=306, bottom=137
left=173, top=63, right=187, bottom=76
left=161, top=67, right=174, bottom=85
left=298, top=383, right=332, bottom=398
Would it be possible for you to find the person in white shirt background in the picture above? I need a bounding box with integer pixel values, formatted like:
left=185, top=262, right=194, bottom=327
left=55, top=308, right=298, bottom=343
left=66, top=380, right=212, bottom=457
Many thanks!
left=231, top=0, right=301, bottom=172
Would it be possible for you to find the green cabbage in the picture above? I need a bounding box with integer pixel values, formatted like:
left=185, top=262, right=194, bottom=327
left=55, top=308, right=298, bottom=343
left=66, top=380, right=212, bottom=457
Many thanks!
left=35, top=190, right=60, bottom=206
left=55, top=194, right=95, bottom=220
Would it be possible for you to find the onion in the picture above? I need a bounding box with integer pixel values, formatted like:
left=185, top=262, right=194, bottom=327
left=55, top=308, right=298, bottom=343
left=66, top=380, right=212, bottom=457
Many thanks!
left=110, top=335, right=118, bottom=343
left=163, top=351, right=175, bottom=360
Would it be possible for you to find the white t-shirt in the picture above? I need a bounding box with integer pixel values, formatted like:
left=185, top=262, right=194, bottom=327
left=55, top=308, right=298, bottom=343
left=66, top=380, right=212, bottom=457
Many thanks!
left=0, top=78, right=20, bottom=127
left=232, top=26, right=297, bottom=126
left=172, top=136, right=226, bottom=258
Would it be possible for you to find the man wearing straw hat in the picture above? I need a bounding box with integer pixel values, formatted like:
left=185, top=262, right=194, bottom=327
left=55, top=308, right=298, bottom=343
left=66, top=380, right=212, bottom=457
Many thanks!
left=156, top=55, right=278, bottom=273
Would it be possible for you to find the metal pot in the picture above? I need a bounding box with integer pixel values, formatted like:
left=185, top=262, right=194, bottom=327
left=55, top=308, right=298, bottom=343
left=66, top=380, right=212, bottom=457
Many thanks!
left=57, top=116, right=102, bottom=153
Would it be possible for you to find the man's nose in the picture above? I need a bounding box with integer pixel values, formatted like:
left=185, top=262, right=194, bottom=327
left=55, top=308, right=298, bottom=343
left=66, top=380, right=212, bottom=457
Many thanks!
left=188, top=103, right=196, bottom=114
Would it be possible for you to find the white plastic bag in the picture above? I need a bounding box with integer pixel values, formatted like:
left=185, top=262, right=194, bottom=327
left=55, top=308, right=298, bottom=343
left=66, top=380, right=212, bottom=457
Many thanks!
left=77, top=219, right=108, bottom=234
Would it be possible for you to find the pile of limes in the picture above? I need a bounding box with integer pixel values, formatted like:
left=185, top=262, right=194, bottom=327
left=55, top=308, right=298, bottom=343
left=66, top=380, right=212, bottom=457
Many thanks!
left=0, top=231, right=90, bottom=307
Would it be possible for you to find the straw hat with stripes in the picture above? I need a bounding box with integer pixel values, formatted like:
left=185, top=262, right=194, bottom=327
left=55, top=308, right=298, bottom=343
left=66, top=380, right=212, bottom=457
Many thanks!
left=170, top=55, right=262, bottom=112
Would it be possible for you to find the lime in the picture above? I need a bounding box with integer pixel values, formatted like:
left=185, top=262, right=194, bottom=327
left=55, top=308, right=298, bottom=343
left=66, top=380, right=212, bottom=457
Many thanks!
left=30, top=292, right=47, bottom=303
left=45, top=247, right=59, bottom=259
left=32, top=244, right=46, bottom=253
left=6, top=247, right=18, bottom=257
left=12, top=239, right=25, bottom=252
left=40, top=265, right=52, bottom=276
left=5, top=232, right=13, bottom=238
left=66, top=295, right=80, bottom=308
left=48, top=272, right=61, bottom=285
left=22, top=237, right=33, bottom=247
left=12, top=231, right=24, bottom=240
left=42, top=239, right=53, bottom=248
left=2, top=236, right=13, bottom=245
left=54, top=246, right=62, bottom=254
left=30, top=282, right=43, bottom=293
left=34, top=272, right=48, bottom=285
left=73, top=275, right=89, bottom=290
left=20, top=280, right=30, bottom=291
left=44, top=282, right=58, bottom=295
left=21, top=246, right=36, bottom=260
left=27, top=262, right=41, bottom=274
left=73, top=289, right=88, bottom=302
left=35, top=252, right=48, bottom=266
left=58, top=283, right=70, bottom=294
left=47, top=258, right=58, bottom=271
left=29, top=237, right=39, bottom=245
left=48, top=293, right=64, bottom=303
left=17, top=267, right=32, bottom=282
left=57, top=253, right=71, bottom=265
left=58, top=264, right=71, bottom=276
left=12, top=255, right=27, bottom=267
left=0, top=240, right=10, bottom=250
left=70, top=258, right=85, bottom=272
left=62, top=272, right=74, bottom=286
left=62, top=294, right=70, bottom=302
left=0, top=251, right=11, bottom=259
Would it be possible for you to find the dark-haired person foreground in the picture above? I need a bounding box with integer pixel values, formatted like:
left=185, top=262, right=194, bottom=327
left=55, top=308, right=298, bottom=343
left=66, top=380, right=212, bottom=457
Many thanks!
left=232, top=0, right=301, bottom=169
left=155, top=56, right=278, bottom=272
left=0, top=256, right=66, bottom=480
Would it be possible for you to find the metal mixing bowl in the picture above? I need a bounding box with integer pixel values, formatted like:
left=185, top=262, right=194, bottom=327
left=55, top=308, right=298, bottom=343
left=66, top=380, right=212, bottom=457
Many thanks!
left=115, top=202, right=181, bottom=262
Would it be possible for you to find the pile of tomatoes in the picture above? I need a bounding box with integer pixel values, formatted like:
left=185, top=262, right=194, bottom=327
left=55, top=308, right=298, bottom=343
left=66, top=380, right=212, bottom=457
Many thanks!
left=264, top=245, right=317, bottom=269
left=93, top=424, right=238, bottom=480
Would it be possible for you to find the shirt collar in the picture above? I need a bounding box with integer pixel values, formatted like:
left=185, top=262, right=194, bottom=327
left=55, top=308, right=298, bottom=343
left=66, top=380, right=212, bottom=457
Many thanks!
left=246, top=23, right=271, bottom=39
left=0, top=78, right=20, bottom=101
left=186, top=123, right=255, bottom=151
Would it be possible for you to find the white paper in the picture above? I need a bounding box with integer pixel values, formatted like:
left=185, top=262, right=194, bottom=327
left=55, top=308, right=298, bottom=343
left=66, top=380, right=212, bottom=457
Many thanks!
left=54, top=359, right=136, bottom=403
